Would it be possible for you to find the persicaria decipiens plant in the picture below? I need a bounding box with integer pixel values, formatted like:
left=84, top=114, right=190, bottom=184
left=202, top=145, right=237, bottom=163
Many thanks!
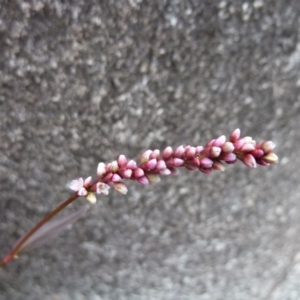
left=0, top=129, right=278, bottom=267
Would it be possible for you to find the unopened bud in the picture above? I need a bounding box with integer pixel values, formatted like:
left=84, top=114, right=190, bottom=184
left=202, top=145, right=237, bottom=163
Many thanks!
left=113, top=182, right=128, bottom=194
left=86, top=192, right=97, bottom=204
left=146, top=174, right=161, bottom=183
left=261, top=141, right=276, bottom=153
left=229, top=128, right=241, bottom=142
left=242, top=154, right=257, bottom=168
left=262, top=152, right=278, bottom=164
left=97, top=162, right=106, bottom=176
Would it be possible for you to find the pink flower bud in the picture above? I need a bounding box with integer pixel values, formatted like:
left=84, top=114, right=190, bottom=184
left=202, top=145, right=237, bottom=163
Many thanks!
left=191, top=157, right=200, bottom=167
left=156, top=159, right=167, bottom=170
left=134, top=168, right=144, bottom=178
left=242, top=154, right=257, bottom=168
left=120, top=169, right=132, bottom=179
left=103, top=172, right=113, bottom=182
left=229, top=128, right=241, bottom=142
left=200, top=157, right=213, bottom=168
left=109, top=161, right=119, bottom=172
left=97, top=162, right=106, bottom=176
left=234, top=140, right=245, bottom=150
left=252, top=149, right=264, bottom=158
left=118, top=155, right=127, bottom=167
left=222, top=152, right=237, bottom=162
left=140, top=150, right=152, bottom=163
left=240, top=143, right=256, bottom=152
left=195, top=146, right=204, bottom=155
left=126, top=160, right=137, bottom=169
left=261, top=141, right=276, bottom=153
left=210, top=146, right=221, bottom=158
left=212, top=161, right=225, bottom=172
left=145, top=158, right=157, bottom=170
left=84, top=176, right=92, bottom=187
left=112, top=174, right=122, bottom=182
left=206, top=139, right=215, bottom=147
left=150, top=149, right=160, bottom=159
left=185, top=146, right=196, bottom=159
left=213, top=135, right=226, bottom=147
left=146, top=174, right=161, bottom=183
left=262, top=152, right=278, bottom=164
left=166, top=158, right=184, bottom=167
left=162, top=146, right=173, bottom=160
left=137, top=176, right=149, bottom=184
left=222, top=142, right=234, bottom=153
left=113, top=182, right=128, bottom=194
left=174, top=145, right=185, bottom=158
left=199, top=147, right=210, bottom=157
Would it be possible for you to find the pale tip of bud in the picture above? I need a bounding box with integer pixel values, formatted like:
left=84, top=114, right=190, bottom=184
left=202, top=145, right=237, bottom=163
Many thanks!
left=210, top=146, right=221, bottom=158
left=222, top=142, right=234, bottom=153
left=109, top=161, right=119, bottom=172
left=140, top=150, right=153, bottom=163
left=162, top=146, right=173, bottom=160
left=97, top=162, right=106, bottom=177
left=261, top=141, right=276, bottom=153
left=118, top=155, right=127, bottom=167
left=86, top=192, right=97, bottom=204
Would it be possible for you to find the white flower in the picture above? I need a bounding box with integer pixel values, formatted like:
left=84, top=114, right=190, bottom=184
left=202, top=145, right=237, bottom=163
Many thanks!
left=69, top=178, right=88, bottom=196
left=96, top=182, right=110, bottom=195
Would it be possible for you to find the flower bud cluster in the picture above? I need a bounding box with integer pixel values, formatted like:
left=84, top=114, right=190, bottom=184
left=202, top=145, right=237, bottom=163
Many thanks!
left=70, top=128, right=278, bottom=203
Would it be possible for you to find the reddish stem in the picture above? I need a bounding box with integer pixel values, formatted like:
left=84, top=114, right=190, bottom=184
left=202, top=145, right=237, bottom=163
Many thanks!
left=0, top=192, right=79, bottom=267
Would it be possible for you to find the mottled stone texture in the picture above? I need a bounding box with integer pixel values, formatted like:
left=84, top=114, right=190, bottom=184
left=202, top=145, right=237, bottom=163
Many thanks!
left=0, top=0, right=299, bottom=299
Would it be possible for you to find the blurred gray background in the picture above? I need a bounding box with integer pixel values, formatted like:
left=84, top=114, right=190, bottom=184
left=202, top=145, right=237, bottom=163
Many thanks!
left=0, top=0, right=299, bottom=299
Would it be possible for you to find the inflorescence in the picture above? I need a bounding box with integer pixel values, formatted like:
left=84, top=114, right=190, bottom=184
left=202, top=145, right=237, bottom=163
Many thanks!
left=70, top=128, right=278, bottom=204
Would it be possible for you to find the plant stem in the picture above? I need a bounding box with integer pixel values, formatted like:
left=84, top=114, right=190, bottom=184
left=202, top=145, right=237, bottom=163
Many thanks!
left=0, top=192, right=79, bottom=267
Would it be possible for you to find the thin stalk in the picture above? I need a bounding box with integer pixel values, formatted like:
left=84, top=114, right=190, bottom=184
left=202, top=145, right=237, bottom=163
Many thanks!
left=0, top=192, right=79, bottom=267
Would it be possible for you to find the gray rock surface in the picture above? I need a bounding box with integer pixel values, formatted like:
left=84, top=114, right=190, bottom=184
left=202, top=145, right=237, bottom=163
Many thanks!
left=0, top=0, right=300, bottom=299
